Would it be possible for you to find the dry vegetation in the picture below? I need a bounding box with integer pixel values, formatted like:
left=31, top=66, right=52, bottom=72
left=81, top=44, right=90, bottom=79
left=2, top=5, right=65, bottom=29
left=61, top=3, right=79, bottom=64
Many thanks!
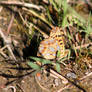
left=0, top=0, right=92, bottom=92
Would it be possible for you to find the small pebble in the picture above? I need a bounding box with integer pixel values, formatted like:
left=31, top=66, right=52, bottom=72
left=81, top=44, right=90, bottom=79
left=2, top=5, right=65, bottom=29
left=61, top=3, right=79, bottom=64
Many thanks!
left=54, top=78, right=60, bottom=86
left=66, top=72, right=77, bottom=79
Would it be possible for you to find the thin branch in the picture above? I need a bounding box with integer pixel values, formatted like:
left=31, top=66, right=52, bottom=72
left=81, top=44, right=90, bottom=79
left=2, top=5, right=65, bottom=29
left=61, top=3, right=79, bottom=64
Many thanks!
left=0, top=28, right=16, bottom=61
left=80, top=72, right=92, bottom=81
left=16, top=84, right=25, bottom=92
left=50, top=69, right=68, bottom=84
left=7, top=13, right=15, bottom=35
left=0, top=1, right=44, bottom=11
left=0, top=6, right=3, bottom=12
left=43, top=69, right=58, bottom=78
left=0, top=46, right=9, bottom=58
left=74, top=42, right=92, bottom=50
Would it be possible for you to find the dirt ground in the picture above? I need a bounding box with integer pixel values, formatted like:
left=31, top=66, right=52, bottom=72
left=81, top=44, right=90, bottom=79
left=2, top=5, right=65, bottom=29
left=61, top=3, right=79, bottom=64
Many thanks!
left=0, top=0, right=92, bottom=92
left=0, top=60, right=92, bottom=92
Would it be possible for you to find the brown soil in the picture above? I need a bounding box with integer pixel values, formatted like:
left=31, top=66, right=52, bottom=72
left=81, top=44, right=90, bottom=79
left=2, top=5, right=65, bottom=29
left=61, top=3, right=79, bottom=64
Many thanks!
left=0, top=0, right=92, bottom=92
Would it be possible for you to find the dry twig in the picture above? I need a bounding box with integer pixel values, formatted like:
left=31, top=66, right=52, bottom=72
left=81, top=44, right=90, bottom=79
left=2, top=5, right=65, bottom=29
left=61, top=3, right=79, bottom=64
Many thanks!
left=0, top=1, right=44, bottom=11
left=7, top=13, right=15, bottom=35
left=0, top=28, right=16, bottom=61
left=50, top=69, right=68, bottom=84
left=80, top=72, right=92, bottom=81
left=74, top=42, right=92, bottom=49
left=0, top=46, right=9, bottom=58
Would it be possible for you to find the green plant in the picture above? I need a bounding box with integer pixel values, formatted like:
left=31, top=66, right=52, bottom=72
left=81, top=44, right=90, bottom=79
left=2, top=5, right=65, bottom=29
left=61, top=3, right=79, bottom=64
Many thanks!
left=28, top=55, right=67, bottom=73
left=28, top=56, right=52, bottom=73
left=85, top=12, right=92, bottom=36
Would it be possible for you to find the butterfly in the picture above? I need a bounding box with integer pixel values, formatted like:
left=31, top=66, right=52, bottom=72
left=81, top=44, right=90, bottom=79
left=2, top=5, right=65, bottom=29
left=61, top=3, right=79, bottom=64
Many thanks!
left=38, top=27, right=68, bottom=60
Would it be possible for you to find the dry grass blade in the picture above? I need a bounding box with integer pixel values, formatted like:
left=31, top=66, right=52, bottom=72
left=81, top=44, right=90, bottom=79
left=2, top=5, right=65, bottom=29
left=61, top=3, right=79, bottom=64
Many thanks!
left=18, top=11, right=49, bottom=38
left=0, top=1, right=43, bottom=11
left=7, top=13, right=15, bottom=35
left=0, top=46, right=9, bottom=58
left=50, top=69, right=68, bottom=84
left=80, top=72, right=92, bottom=80
left=0, top=28, right=16, bottom=61
left=22, top=7, right=53, bottom=28
left=74, top=43, right=92, bottom=49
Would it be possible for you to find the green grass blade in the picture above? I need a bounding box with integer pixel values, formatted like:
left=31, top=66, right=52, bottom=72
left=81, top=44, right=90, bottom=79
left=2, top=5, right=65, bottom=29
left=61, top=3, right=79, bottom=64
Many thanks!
left=29, top=56, right=52, bottom=65
left=56, top=63, right=61, bottom=73
left=85, top=12, right=92, bottom=35
left=55, top=0, right=62, bottom=7
left=57, top=50, right=61, bottom=58
left=49, top=0, right=58, bottom=12
left=28, top=62, right=41, bottom=70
